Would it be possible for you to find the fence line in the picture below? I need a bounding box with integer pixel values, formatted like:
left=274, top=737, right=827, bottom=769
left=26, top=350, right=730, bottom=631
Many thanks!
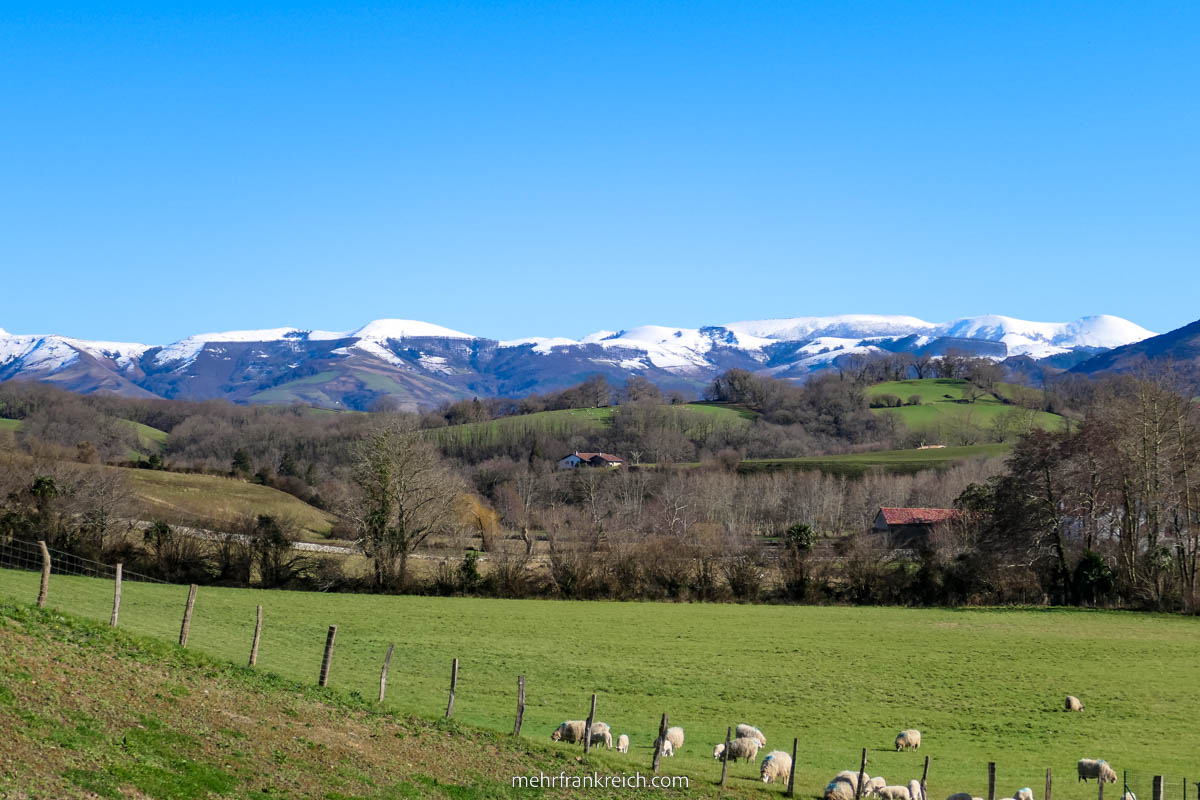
left=2, top=542, right=1197, bottom=794
left=0, top=537, right=166, bottom=584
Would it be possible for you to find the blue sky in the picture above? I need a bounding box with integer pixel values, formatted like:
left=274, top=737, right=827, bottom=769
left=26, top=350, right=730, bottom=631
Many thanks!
left=1, top=1, right=1196, bottom=344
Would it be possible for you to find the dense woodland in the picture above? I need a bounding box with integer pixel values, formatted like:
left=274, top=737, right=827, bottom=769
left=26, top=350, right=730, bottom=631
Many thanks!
left=0, top=356, right=1196, bottom=611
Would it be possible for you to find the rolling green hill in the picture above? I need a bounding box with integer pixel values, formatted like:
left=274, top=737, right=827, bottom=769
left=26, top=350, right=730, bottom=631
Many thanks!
left=122, top=469, right=336, bottom=539
left=428, top=403, right=756, bottom=447
left=4, top=571, right=1199, bottom=799
left=867, top=379, right=1064, bottom=440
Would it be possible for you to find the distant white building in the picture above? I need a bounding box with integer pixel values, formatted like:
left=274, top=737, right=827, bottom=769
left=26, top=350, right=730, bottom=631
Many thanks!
left=557, top=451, right=625, bottom=470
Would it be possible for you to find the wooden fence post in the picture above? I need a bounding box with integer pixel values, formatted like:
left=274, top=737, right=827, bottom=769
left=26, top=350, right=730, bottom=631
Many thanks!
left=110, top=563, right=122, bottom=626
left=1046, top=767, right=1052, bottom=800
left=856, top=748, right=868, bottom=799
left=988, top=762, right=996, bottom=800
left=512, top=675, right=525, bottom=736
left=1099, top=780, right=1104, bottom=800
left=37, top=540, right=50, bottom=608
left=248, top=605, right=262, bottom=667
left=583, top=693, right=597, bottom=755
left=1153, top=776, right=1164, bottom=800
left=651, top=713, right=668, bottom=773
left=318, top=625, right=337, bottom=686
left=178, top=584, right=197, bottom=647
left=445, top=658, right=458, bottom=717
left=921, top=755, right=930, bottom=800
left=378, top=643, right=394, bottom=703
left=719, top=726, right=732, bottom=786
left=785, top=736, right=798, bottom=797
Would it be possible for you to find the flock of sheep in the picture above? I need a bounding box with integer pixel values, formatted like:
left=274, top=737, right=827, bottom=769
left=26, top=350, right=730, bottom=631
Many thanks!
left=548, top=695, right=1127, bottom=794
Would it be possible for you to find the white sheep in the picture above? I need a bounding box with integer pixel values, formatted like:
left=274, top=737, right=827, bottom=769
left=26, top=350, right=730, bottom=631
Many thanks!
left=1123, top=792, right=1136, bottom=800
left=737, top=723, right=767, bottom=746
left=761, top=750, right=793, bottom=784
left=550, top=720, right=586, bottom=743
left=864, top=776, right=888, bottom=797
left=616, top=734, right=629, bottom=753
left=878, top=787, right=912, bottom=800
left=1065, top=695, right=1084, bottom=712
left=1014, top=788, right=1034, bottom=800
left=909, top=779, right=924, bottom=800
left=826, top=771, right=871, bottom=800
left=654, top=726, right=684, bottom=754
left=895, top=729, right=922, bottom=751
left=713, top=736, right=761, bottom=763
left=1077, top=759, right=1118, bottom=784
left=659, top=738, right=674, bottom=757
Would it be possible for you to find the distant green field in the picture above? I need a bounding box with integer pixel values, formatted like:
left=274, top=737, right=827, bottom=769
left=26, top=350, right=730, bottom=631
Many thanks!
left=4, top=569, right=1199, bottom=799
left=430, top=403, right=755, bottom=446
left=867, top=379, right=1063, bottom=440
left=119, top=419, right=169, bottom=453
left=122, top=468, right=336, bottom=538
left=0, top=418, right=22, bottom=432
left=740, top=443, right=1011, bottom=475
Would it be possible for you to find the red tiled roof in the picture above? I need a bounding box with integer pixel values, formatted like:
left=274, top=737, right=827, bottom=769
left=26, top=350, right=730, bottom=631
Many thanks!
left=563, top=452, right=625, bottom=462
left=879, top=507, right=960, bottom=525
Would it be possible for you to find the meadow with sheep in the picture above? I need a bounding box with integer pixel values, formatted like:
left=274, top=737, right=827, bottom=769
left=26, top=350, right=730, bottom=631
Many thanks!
left=3, top=568, right=1198, bottom=797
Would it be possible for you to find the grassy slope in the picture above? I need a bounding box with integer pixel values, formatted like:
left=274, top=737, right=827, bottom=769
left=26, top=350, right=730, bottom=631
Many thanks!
left=0, top=418, right=22, bottom=432
left=866, top=379, right=1063, bottom=434
left=430, top=403, right=754, bottom=446
left=0, top=602, right=704, bottom=799
left=4, top=569, right=1198, bottom=799
left=739, top=444, right=1010, bottom=475
left=123, top=469, right=335, bottom=538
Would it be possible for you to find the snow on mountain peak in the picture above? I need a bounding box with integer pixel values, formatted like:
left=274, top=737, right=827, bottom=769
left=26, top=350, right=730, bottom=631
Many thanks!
left=351, top=319, right=474, bottom=341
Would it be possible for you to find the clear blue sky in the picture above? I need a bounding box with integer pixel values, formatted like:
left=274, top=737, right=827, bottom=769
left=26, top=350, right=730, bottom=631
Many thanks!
left=1, top=1, right=1196, bottom=344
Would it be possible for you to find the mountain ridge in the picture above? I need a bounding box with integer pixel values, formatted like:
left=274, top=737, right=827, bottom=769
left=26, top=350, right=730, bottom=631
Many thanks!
left=0, top=313, right=1157, bottom=410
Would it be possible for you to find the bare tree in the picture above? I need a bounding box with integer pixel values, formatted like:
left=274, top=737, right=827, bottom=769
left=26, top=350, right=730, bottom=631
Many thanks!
left=349, top=423, right=466, bottom=591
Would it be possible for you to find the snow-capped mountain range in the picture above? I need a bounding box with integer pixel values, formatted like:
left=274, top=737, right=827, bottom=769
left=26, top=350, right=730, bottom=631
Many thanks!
left=0, top=314, right=1156, bottom=410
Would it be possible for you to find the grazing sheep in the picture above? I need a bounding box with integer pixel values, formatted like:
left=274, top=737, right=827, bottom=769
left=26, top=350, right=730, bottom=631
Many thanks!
left=1065, top=695, right=1084, bottom=712
left=1014, top=788, right=1034, bottom=800
left=761, top=750, right=793, bottom=784
left=909, top=779, right=924, bottom=800
left=878, top=786, right=912, bottom=800
left=589, top=728, right=613, bottom=749
left=1078, top=759, right=1118, bottom=784
left=655, top=726, right=684, bottom=754
left=826, top=779, right=858, bottom=800
left=616, top=734, right=629, bottom=753
left=945, top=794, right=974, bottom=800
left=713, top=736, right=761, bottom=763
left=864, top=776, right=888, bottom=796
left=737, top=724, right=767, bottom=746
left=550, top=720, right=586, bottom=743
left=659, top=738, right=674, bottom=757
left=895, top=729, right=922, bottom=751
left=826, top=771, right=870, bottom=800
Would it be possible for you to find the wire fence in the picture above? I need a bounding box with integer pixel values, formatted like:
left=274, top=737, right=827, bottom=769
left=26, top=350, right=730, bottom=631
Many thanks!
left=1, top=537, right=1197, bottom=798
left=0, top=537, right=167, bottom=584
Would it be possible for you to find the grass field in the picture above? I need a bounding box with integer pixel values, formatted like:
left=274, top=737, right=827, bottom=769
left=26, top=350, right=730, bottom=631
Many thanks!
left=122, top=419, right=169, bottom=452
left=739, top=444, right=1011, bottom=475
left=430, top=403, right=755, bottom=447
left=4, top=568, right=1198, bottom=799
left=122, top=469, right=336, bottom=538
left=866, top=380, right=1063, bottom=439
left=0, top=601, right=695, bottom=798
